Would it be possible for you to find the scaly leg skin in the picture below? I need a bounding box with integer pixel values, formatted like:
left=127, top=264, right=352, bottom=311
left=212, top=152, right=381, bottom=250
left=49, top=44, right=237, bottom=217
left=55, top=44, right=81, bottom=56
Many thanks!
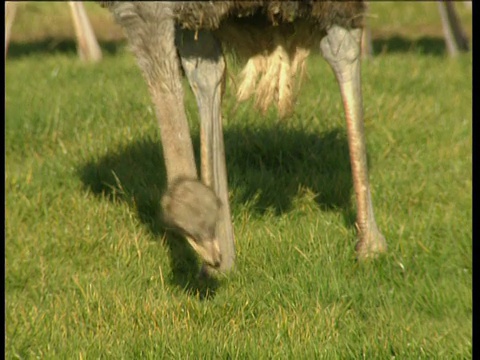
left=177, top=29, right=236, bottom=274
left=109, top=3, right=224, bottom=269
left=320, top=25, right=387, bottom=259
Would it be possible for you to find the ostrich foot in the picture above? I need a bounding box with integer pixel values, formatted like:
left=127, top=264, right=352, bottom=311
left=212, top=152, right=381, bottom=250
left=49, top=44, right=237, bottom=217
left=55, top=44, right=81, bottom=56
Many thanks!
left=355, top=227, right=387, bottom=260
left=161, top=178, right=223, bottom=269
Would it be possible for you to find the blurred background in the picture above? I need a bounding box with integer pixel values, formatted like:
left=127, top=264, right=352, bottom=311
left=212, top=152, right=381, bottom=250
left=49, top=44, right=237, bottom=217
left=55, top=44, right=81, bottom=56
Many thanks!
left=5, top=1, right=473, bottom=60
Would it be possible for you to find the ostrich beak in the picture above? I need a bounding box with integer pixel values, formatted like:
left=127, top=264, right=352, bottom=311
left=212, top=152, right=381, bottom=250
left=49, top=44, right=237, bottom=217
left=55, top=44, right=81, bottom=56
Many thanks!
left=186, top=235, right=222, bottom=268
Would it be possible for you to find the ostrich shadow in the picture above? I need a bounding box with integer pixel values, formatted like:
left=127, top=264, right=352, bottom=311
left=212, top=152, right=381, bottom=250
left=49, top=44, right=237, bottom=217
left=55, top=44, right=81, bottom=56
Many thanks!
left=6, top=35, right=456, bottom=61
left=372, top=35, right=457, bottom=57
left=78, top=136, right=220, bottom=299
left=6, top=38, right=124, bottom=59
left=78, top=123, right=362, bottom=297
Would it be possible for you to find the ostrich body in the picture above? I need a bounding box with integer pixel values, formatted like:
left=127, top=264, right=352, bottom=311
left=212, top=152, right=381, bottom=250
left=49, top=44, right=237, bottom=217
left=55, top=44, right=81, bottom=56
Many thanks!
left=104, top=1, right=387, bottom=273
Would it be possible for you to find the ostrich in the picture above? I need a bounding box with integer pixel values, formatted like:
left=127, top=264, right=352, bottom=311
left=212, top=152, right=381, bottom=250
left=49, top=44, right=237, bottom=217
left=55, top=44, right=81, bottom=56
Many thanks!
left=5, top=1, right=102, bottom=62
left=102, top=1, right=387, bottom=273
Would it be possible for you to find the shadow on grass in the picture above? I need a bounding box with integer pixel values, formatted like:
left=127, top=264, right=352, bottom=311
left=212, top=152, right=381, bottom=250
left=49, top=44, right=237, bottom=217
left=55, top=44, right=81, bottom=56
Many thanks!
left=6, top=34, right=454, bottom=61
left=6, top=38, right=125, bottom=59
left=78, top=137, right=220, bottom=299
left=78, top=124, right=359, bottom=296
left=223, top=125, right=354, bottom=217
left=372, top=35, right=451, bottom=57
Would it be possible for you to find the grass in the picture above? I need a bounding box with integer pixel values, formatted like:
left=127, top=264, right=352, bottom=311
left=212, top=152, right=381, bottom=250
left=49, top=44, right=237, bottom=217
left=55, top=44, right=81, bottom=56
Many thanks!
left=6, top=2, right=471, bottom=359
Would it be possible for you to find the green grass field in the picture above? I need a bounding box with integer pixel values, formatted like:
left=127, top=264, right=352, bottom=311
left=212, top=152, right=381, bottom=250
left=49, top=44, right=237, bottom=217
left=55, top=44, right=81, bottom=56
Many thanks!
left=6, top=2, right=472, bottom=358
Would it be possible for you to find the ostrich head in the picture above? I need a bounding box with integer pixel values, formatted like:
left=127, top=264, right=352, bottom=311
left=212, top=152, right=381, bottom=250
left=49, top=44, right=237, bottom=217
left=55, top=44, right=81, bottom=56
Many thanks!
left=161, top=178, right=223, bottom=268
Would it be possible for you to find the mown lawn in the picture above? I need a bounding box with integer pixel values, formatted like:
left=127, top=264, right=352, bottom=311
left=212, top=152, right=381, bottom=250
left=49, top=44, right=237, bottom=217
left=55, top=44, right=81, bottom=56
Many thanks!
left=6, top=2, right=471, bottom=358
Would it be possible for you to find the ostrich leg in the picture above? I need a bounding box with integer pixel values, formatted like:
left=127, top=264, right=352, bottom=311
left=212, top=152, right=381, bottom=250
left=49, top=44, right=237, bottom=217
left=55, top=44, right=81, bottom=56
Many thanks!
left=437, top=1, right=469, bottom=56
left=110, top=3, right=223, bottom=269
left=6, top=2, right=102, bottom=62
left=68, top=2, right=102, bottom=62
left=360, top=1, right=372, bottom=59
left=320, top=25, right=386, bottom=259
left=176, top=29, right=235, bottom=273
left=5, top=1, right=18, bottom=58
